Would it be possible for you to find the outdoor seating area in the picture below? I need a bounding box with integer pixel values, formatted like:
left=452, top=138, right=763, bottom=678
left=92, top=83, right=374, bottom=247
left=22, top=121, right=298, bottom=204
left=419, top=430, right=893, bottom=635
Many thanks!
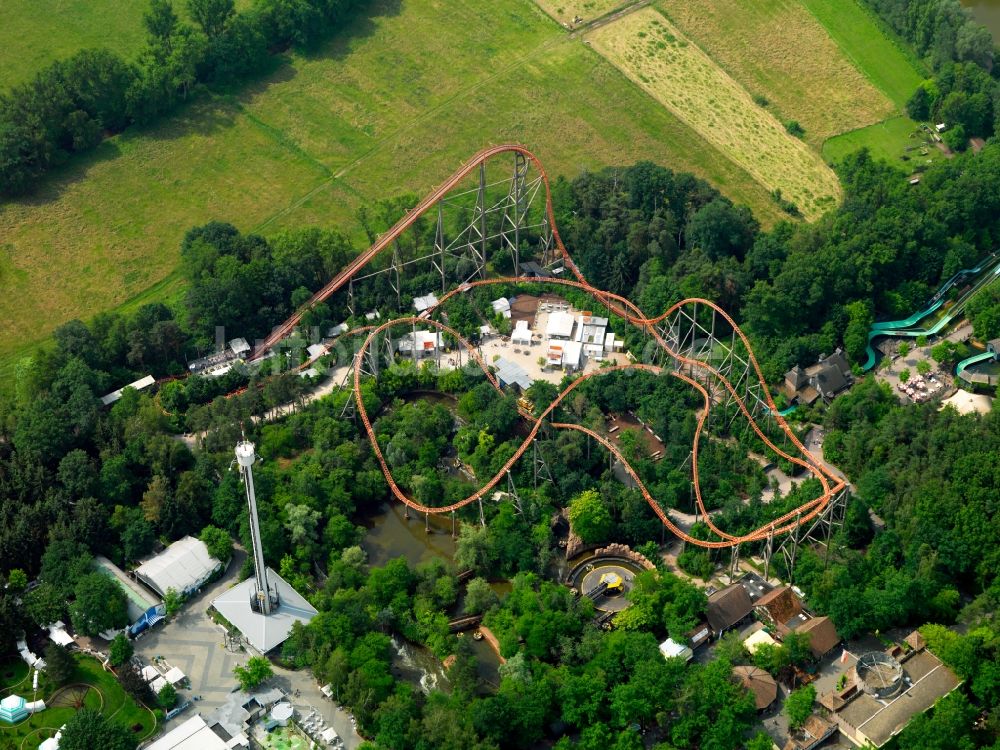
left=896, top=373, right=942, bottom=403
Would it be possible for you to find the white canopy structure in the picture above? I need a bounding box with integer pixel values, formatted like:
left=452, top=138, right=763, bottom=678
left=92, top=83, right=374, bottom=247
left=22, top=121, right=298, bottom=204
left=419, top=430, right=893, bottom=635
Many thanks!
left=491, top=298, right=511, bottom=318
left=413, top=293, right=439, bottom=312
left=744, top=628, right=778, bottom=654
left=135, top=537, right=222, bottom=598
left=511, top=320, right=532, bottom=346
left=100, top=375, right=155, bottom=406
left=165, top=666, right=186, bottom=685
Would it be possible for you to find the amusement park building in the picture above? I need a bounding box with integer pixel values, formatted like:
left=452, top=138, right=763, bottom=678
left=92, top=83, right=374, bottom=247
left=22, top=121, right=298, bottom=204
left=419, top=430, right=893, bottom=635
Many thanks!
left=706, top=583, right=754, bottom=636
left=819, top=633, right=960, bottom=748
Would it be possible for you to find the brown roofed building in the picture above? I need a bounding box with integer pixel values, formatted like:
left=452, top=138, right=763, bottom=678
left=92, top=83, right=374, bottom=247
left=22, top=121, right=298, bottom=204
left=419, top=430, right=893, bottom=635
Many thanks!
left=782, top=714, right=837, bottom=750
left=706, top=583, right=754, bottom=636
left=733, top=665, right=778, bottom=711
left=821, top=637, right=962, bottom=748
left=795, top=616, right=840, bottom=658
left=754, top=586, right=803, bottom=633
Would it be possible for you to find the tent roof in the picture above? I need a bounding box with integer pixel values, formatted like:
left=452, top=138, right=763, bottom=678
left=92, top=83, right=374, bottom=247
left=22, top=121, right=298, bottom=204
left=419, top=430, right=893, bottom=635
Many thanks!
left=733, top=666, right=778, bottom=710
left=135, top=537, right=221, bottom=597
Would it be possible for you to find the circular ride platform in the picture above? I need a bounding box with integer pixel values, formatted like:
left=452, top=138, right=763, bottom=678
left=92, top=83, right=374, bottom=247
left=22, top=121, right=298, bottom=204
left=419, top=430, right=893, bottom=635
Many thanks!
left=579, top=563, right=635, bottom=612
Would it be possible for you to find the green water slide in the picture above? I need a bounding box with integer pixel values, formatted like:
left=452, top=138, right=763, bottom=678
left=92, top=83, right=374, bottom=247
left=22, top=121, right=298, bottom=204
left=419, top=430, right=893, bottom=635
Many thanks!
left=956, top=350, right=995, bottom=378
left=862, top=254, right=1000, bottom=371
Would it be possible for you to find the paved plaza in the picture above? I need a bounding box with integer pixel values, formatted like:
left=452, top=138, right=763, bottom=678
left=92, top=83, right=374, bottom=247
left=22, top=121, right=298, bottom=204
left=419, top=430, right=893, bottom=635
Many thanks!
left=132, top=549, right=362, bottom=748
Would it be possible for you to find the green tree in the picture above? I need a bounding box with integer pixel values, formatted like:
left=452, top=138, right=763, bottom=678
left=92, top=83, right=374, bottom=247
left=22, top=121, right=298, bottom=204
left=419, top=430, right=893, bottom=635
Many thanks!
left=187, top=0, right=234, bottom=38
left=109, top=633, right=133, bottom=667
left=785, top=684, right=816, bottom=730
left=568, top=489, right=614, bottom=544
left=199, top=524, right=232, bottom=562
left=234, top=656, right=273, bottom=691
left=747, top=732, right=775, bottom=750
left=157, top=681, right=178, bottom=709
left=70, top=573, right=128, bottom=637
left=163, top=587, right=184, bottom=617
left=24, top=583, right=66, bottom=628
left=916, top=360, right=931, bottom=376
left=6, top=569, right=27, bottom=592
left=58, top=708, right=134, bottom=750
left=463, top=577, right=499, bottom=615
left=898, top=342, right=910, bottom=357
left=899, top=368, right=911, bottom=383
left=44, top=643, right=76, bottom=687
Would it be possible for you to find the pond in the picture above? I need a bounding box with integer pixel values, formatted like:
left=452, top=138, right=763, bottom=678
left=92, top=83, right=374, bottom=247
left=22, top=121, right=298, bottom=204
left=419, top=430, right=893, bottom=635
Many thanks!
left=361, top=501, right=457, bottom=568
left=961, top=0, right=1000, bottom=41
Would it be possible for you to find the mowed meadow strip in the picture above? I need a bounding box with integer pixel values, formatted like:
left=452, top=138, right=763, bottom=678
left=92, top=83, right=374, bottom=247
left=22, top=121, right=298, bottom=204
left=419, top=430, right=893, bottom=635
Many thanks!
left=799, top=0, right=925, bottom=108
left=655, top=0, right=894, bottom=146
left=586, top=7, right=841, bottom=220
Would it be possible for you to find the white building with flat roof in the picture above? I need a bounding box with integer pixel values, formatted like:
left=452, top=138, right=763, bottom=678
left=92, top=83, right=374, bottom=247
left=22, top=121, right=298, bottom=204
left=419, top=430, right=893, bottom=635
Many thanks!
left=546, top=311, right=575, bottom=340
left=561, top=340, right=583, bottom=371
left=144, top=714, right=234, bottom=750
left=397, top=331, right=442, bottom=357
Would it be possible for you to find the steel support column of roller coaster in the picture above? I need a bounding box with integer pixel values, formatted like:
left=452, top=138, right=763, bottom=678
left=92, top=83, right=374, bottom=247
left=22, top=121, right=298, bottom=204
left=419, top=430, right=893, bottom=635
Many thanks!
left=251, top=144, right=848, bottom=559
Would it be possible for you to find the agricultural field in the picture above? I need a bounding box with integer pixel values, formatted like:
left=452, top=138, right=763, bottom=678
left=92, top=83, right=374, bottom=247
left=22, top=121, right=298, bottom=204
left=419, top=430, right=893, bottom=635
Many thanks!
left=0, top=0, right=786, bottom=381
left=586, top=7, right=840, bottom=220
left=534, top=0, right=627, bottom=26
left=822, top=115, right=948, bottom=168
left=655, top=0, right=894, bottom=148
left=800, top=0, right=925, bottom=108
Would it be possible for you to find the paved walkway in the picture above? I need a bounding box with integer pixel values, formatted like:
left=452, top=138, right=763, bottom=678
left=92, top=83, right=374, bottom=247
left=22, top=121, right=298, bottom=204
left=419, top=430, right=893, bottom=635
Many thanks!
left=132, top=549, right=362, bottom=748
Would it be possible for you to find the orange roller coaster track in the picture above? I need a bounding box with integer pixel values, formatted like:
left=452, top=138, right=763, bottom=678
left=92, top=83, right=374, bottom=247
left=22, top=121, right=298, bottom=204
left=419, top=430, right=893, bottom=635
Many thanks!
left=259, top=145, right=846, bottom=548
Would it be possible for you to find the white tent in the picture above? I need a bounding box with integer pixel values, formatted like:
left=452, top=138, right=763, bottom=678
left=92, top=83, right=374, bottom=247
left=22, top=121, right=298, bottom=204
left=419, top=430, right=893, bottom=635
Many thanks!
left=135, top=537, right=222, bottom=598
left=142, top=665, right=160, bottom=682
left=744, top=628, right=778, bottom=654
left=150, top=676, right=168, bottom=695
left=491, top=298, right=511, bottom=318
left=511, top=320, right=532, bottom=346
left=165, top=666, right=185, bottom=685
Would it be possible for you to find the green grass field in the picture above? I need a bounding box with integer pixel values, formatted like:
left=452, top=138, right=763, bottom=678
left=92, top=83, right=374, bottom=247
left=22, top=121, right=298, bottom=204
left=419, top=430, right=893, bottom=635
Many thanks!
left=0, top=0, right=253, bottom=91
left=800, top=0, right=925, bottom=108
left=822, top=115, right=949, bottom=168
left=0, top=0, right=148, bottom=89
left=587, top=8, right=840, bottom=220
left=0, top=0, right=789, bottom=382
left=655, top=0, right=893, bottom=148
left=534, top=0, right=627, bottom=25
left=0, top=655, right=156, bottom=747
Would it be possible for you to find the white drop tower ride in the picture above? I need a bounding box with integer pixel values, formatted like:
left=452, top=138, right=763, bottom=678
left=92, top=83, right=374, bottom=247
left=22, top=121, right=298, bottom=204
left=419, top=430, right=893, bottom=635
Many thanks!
left=235, top=440, right=278, bottom=615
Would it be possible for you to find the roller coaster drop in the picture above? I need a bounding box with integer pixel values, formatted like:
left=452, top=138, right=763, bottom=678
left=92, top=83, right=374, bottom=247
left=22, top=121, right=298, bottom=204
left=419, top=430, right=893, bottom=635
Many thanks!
left=253, top=145, right=848, bottom=576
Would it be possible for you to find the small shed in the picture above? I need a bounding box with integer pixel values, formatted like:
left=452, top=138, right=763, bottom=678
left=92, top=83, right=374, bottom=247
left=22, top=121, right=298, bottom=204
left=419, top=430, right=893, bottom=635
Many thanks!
left=659, top=638, right=694, bottom=662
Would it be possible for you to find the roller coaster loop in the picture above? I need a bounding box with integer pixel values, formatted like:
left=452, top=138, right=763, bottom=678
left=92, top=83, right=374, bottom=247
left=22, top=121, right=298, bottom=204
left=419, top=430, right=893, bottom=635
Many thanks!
left=257, top=144, right=846, bottom=549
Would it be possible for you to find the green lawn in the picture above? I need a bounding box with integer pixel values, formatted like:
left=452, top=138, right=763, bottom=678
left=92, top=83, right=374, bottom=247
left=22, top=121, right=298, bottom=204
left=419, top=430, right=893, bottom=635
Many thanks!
left=822, top=115, right=948, bottom=169
left=0, top=0, right=786, bottom=385
left=0, top=654, right=156, bottom=748
left=800, top=0, right=925, bottom=108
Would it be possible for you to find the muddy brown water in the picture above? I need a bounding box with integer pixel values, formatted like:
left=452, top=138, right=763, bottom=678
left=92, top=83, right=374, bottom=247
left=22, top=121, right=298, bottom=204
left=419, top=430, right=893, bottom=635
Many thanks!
left=962, top=0, right=1000, bottom=40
